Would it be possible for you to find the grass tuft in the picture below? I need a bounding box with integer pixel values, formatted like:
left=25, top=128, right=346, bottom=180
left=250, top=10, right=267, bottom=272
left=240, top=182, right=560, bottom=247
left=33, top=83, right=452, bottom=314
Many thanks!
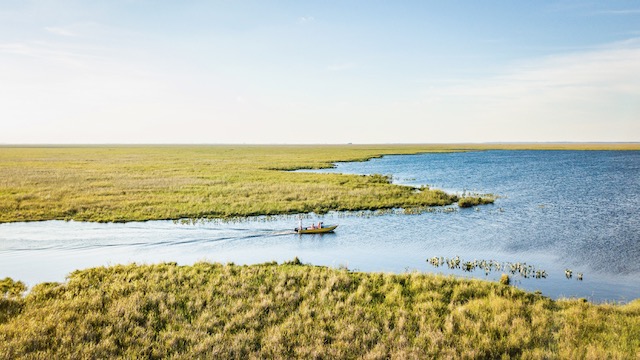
left=500, top=274, right=511, bottom=285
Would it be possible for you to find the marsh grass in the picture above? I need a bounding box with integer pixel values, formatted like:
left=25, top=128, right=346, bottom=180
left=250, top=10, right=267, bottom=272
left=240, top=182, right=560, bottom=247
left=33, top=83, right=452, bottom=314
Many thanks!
left=2, top=144, right=637, bottom=223
left=0, top=262, right=638, bottom=358
left=0, top=145, right=461, bottom=223
left=457, top=196, right=495, bottom=208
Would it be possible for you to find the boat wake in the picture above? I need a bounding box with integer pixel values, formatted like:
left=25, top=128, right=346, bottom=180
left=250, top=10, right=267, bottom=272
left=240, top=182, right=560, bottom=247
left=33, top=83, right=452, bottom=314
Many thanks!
left=1, top=228, right=298, bottom=252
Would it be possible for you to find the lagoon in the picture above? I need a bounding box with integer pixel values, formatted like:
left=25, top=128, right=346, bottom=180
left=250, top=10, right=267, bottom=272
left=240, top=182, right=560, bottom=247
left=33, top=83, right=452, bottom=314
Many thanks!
left=1, top=150, right=639, bottom=302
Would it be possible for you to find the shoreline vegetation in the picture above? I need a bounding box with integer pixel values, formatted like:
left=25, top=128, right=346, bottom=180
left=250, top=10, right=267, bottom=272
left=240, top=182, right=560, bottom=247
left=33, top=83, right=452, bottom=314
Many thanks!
left=2, top=143, right=637, bottom=223
left=2, top=145, right=639, bottom=356
left=1, top=261, right=639, bottom=358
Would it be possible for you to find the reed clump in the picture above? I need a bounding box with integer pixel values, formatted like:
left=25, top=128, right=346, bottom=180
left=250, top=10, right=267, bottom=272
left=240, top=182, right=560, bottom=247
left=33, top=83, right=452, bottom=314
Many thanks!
left=428, top=256, right=549, bottom=279
left=0, top=262, right=638, bottom=358
left=457, top=196, right=495, bottom=208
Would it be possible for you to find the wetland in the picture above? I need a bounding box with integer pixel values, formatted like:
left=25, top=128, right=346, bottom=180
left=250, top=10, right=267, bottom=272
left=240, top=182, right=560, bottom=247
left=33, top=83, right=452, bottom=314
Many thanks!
left=1, top=145, right=639, bottom=358
left=1, top=146, right=639, bottom=302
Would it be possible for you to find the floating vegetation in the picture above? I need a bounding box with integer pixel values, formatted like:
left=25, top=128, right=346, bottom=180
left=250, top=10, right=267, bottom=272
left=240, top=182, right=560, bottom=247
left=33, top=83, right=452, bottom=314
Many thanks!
left=173, top=214, right=289, bottom=226
left=168, top=205, right=462, bottom=226
left=458, top=196, right=495, bottom=208
left=427, top=256, right=548, bottom=279
left=455, top=190, right=497, bottom=208
left=428, top=256, right=587, bottom=281
left=401, top=206, right=458, bottom=215
left=565, top=269, right=584, bottom=281
left=565, top=269, right=573, bottom=279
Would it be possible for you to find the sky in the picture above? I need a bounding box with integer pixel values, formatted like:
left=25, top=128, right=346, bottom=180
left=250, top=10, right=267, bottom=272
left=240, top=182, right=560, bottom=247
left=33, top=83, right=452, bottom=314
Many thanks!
left=1, top=0, right=639, bottom=144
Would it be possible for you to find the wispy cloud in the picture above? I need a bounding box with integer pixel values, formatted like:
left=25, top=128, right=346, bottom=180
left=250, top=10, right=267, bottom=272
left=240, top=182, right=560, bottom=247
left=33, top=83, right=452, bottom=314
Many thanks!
left=399, top=38, right=640, bottom=141
left=433, top=38, right=640, bottom=99
left=0, top=41, right=105, bottom=69
left=0, top=43, right=32, bottom=56
left=297, top=16, right=315, bottom=24
left=595, top=9, right=640, bottom=15
left=45, top=26, right=78, bottom=37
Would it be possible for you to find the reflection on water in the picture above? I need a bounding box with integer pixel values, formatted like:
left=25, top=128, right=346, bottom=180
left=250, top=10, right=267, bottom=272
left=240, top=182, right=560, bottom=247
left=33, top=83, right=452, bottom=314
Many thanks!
left=1, top=150, right=639, bottom=302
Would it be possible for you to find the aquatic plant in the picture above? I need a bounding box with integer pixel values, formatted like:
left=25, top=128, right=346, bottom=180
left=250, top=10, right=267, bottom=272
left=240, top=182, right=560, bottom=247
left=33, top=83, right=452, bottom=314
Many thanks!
left=426, top=256, right=554, bottom=280
left=458, top=196, right=495, bottom=208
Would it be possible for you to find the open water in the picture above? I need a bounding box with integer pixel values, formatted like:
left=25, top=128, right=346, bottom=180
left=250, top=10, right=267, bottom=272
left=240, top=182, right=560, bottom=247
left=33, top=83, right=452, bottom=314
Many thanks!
left=1, top=150, right=639, bottom=302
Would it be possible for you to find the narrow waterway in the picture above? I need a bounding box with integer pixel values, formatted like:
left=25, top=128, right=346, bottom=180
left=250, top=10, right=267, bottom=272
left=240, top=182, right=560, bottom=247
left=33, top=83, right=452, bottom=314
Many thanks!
left=1, top=150, right=639, bottom=302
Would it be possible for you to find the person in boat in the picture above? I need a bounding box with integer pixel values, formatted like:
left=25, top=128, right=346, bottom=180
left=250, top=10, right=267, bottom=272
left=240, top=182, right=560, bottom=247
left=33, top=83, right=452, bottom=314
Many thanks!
left=318, top=221, right=323, bottom=229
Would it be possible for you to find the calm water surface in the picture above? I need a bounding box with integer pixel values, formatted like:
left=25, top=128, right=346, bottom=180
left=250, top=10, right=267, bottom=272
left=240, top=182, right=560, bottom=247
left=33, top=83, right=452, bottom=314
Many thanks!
left=1, top=150, right=638, bottom=302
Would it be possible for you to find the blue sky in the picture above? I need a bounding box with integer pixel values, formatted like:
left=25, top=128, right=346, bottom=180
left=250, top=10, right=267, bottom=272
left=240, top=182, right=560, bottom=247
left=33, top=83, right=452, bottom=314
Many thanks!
left=1, top=0, right=639, bottom=143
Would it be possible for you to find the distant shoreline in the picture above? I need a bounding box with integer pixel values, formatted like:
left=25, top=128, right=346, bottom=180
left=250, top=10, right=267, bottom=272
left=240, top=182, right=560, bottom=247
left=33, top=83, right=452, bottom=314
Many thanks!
left=1, top=142, right=639, bottom=150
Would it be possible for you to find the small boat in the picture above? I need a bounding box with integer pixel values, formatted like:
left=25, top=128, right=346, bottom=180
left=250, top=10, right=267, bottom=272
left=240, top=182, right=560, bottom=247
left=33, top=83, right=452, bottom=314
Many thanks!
left=295, top=224, right=338, bottom=234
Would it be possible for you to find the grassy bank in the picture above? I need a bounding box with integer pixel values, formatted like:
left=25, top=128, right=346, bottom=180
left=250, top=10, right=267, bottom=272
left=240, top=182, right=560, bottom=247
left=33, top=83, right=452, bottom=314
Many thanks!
left=1, top=262, right=638, bottom=358
left=0, top=144, right=493, bottom=223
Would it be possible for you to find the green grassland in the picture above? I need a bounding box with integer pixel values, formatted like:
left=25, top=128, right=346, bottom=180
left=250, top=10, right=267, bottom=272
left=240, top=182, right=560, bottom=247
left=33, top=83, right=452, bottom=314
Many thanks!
left=2, top=143, right=637, bottom=223
left=1, top=262, right=638, bottom=359
left=1, top=144, right=467, bottom=223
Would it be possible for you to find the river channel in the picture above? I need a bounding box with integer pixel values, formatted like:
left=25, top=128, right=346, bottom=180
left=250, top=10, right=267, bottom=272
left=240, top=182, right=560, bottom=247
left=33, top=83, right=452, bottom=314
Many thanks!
left=1, top=150, right=638, bottom=302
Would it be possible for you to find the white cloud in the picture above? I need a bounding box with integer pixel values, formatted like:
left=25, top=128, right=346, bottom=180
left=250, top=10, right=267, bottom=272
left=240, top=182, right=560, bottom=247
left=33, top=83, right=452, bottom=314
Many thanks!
left=438, top=38, right=640, bottom=99
left=372, top=39, right=640, bottom=142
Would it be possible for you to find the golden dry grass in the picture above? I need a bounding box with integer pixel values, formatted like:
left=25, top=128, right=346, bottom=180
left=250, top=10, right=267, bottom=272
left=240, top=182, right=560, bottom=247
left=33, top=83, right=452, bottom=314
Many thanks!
left=1, top=262, right=638, bottom=359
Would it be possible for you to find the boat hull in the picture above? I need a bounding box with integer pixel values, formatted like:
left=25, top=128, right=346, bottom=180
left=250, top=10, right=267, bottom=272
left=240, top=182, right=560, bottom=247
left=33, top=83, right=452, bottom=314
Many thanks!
left=296, top=225, right=338, bottom=234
